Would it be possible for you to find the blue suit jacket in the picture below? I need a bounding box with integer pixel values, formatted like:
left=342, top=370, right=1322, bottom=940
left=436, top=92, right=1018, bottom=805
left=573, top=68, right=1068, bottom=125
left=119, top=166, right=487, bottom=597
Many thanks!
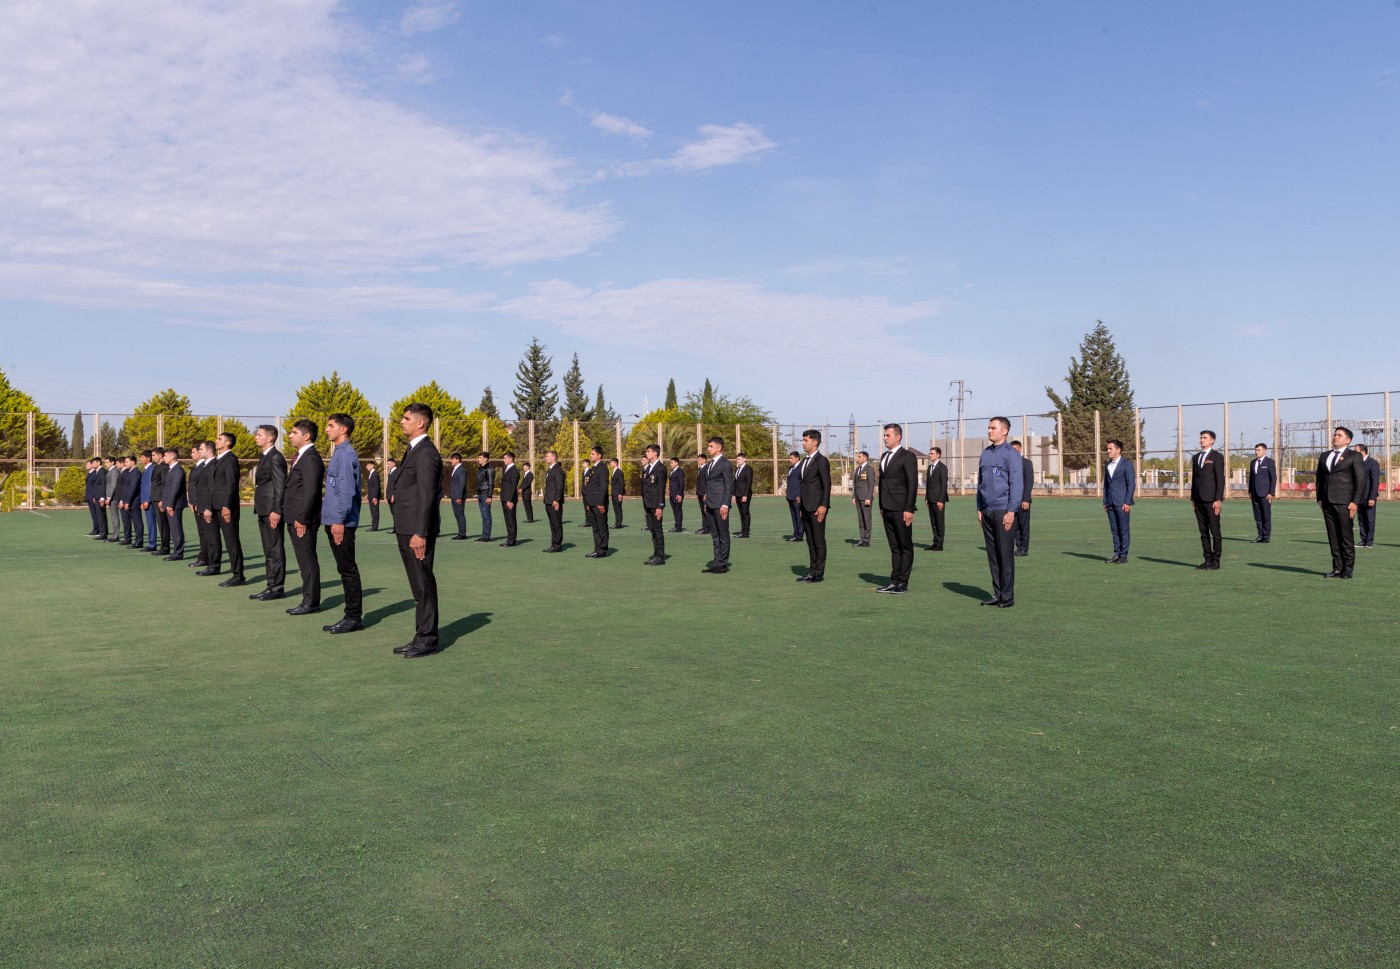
left=1248, top=456, right=1277, bottom=498
left=139, top=464, right=153, bottom=503
left=1103, top=458, right=1136, bottom=508
left=1362, top=457, right=1381, bottom=502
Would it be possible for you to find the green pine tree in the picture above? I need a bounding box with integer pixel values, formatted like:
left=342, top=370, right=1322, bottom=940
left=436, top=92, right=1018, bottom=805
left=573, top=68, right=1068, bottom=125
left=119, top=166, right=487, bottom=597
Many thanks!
left=1045, top=321, right=1140, bottom=473
left=0, top=368, right=67, bottom=459
left=511, top=338, right=559, bottom=421
left=70, top=412, right=85, bottom=458
left=664, top=378, right=678, bottom=410
left=560, top=353, right=591, bottom=421
left=286, top=371, right=383, bottom=459
left=479, top=386, right=500, bottom=419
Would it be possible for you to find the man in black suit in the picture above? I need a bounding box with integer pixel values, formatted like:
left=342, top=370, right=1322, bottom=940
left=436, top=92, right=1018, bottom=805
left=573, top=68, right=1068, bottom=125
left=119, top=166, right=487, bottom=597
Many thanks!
left=83, top=459, right=101, bottom=536
left=207, top=432, right=245, bottom=587
left=694, top=454, right=710, bottom=534
left=1010, top=441, right=1034, bottom=556
left=795, top=429, right=832, bottom=583
left=640, top=444, right=667, bottom=565
left=448, top=453, right=469, bottom=539
left=101, top=456, right=120, bottom=541
left=284, top=419, right=324, bottom=616
left=384, top=455, right=398, bottom=531
left=118, top=455, right=141, bottom=545
left=498, top=451, right=520, bottom=546
left=924, top=446, right=948, bottom=551
left=250, top=424, right=288, bottom=601
left=582, top=446, right=610, bottom=557
left=1190, top=430, right=1226, bottom=571
left=1316, top=426, right=1366, bottom=578
left=732, top=453, right=753, bottom=538
left=186, top=443, right=210, bottom=568
left=668, top=458, right=686, bottom=532
left=475, top=451, right=495, bottom=543
left=1246, top=443, right=1277, bottom=543
left=851, top=451, right=873, bottom=547
left=608, top=458, right=625, bottom=528
left=391, top=402, right=443, bottom=657
left=149, top=447, right=169, bottom=554
left=701, top=437, right=734, bottom=573
left=519, top=462, right=535, bottom=523
left=160, top=447, right=187, bottom=560
left=365, top=460, right=381, bottom=531
left=876, top=424, right=919, bottom=593
left=543, top=450, right=565, bottom=551
left=125, top=454, right=147, bottom=549
left=784, top=451, right=804, bottom=543
left=1355, top=443, right=1380, bottom=549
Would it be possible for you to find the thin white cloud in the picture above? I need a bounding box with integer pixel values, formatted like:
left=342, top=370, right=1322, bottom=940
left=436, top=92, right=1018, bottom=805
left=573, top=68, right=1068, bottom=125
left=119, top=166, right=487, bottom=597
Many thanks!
left=498, top=278, right=944, bottom=368
left=590, top=111, right=652, bottom=140
left=0, top=0, right=616, bottom=283
left=399, top=1, right=459, bottom=36
left=1235, top=323, right=1272, bottom=338
left=540, top=32, right=571, bottom=48
left=613, top=123, right=776, bottom=176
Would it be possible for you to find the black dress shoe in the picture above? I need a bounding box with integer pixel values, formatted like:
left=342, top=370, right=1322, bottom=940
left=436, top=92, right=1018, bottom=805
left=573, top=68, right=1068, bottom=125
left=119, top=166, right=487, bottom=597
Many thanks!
left=403, top=643, right=437, bottom=658
left=997, top=600, right=1014, bottom=608
left=219, top=576, right=246, bottom=587
left=475, top=537, right=490, bottom=543
left=451, top=534, right=467, bottom=541
left=196, top=568, right=220, bottom=577
left=876, top=583, right=896, bottom=593
left=585, top=550, right=603, bottom=558
left=888, top=584, right=908, bottom=594
left=796, top=573, right=812, bottom=583
left=1342, top=570, right=1353, bottom=578
left=702, top=565, right=729, bottom=574
left=191, top=559, right=207, bottom=567
left=980, top=598, right=1001, bottom=606
left=1207, top=562, right=1220, bottom=571
left=164, top=554, right=184, bottom=561
left=324, top=619, right=364, bottom=634
left=286, top=603, right=320, bottom=615
left=249, top=590, right=268, bottom=600
left=150, top=549, right=166, bottom=555
left=670, top=527, right=683, bottom=533
left=393, top=643, right=414, bottom=654
left=500, top=541, right=516, bottom=547
left=1195, top=563, right=1211, bottom=571
left=806, top=574, right=824, bottom=583
left=544, top=545, right=563, bottom=552
left=1013, top=550, right=1028, bottom=557
left=1322, top=570, right=1342, bottom=578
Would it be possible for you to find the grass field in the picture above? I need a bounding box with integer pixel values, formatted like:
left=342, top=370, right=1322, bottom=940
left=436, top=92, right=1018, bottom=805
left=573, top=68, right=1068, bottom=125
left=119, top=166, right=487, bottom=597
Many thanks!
left=1, top=497, right=1397, bottom=968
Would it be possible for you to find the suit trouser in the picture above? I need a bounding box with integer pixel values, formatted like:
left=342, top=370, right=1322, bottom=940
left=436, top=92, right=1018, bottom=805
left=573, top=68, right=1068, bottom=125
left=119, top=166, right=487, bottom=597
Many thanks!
left=1357, top=504, right=1376, bottom=546
left=855, top=499, right=872, bottom=542
left=1322, top=502, right=1356, bottom=573
left=325, top=525, right=362, bottom=621
left=1106, top=505, right=1131, bottom=558
left=288, top=524, right=320, bottom=606
left=167, top=508, right=185, bottom=556
left=800, top=507, right=826, bottom=576
left=156, top=505, right=171, bottom=551
left=502, top=501, right=518, bottom=543
left=645, top=505, right=665, bottom=557
left=143, top=506, right=158, bottom=548
left=590, top=505, right=610, bottom=552
left=1251, top=494, right=1272, bottom=540
left=695, top=497, right=709, bottom=532
left=259, top=515, right=286, bottom=591
left=129, top=505, right=144, bottom=547
left=120, top=506, right=134, bottom=543
left=368, top=500, right=380, bottom=529
left=981, top=509, right=1015, bottom=602
left=1193, top=500, right=1222, bottom=565
left=735, top=498, right=751, bottom=534
left=882, top=508, right=914, bottom=585
left=477, top=497, right=493, bottom=540
left=546, top=502, right=564, bottom=546
left=88, top=499, right=102, bottom=533
left=203, top=510, right=225, bottom=568
left=107, top=501, right=121, bottom=538
left=219, top=512, right=244, bottom=578
left=1012, top=508, right=1031, bottom=553
left=612, top=497, right=623, bottom=527
left=788, top=499, right=804, bottom=539
left=927, top=502, right=945, bottom=548
left=452, top=500, right=467, bottom=536
left=397, top=530, right=438, bottom=648
left=522, top=497, right=534, bottom=523
left=706, top=506, right=730, bottom=567
left=670, top=496, right=684, bottom=530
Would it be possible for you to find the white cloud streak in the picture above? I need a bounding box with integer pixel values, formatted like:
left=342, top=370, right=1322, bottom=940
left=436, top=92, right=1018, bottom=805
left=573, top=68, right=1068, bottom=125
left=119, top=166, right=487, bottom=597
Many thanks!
left=399, top=1, right=459, bottom=35
left=611, top=122, right=776, bottom=176
left=589, top=111, right=652, bottom=140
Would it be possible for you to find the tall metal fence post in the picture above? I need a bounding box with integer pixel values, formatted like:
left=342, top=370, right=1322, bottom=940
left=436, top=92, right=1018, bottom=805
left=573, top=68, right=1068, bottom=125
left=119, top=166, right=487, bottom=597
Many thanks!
left=528, top=420, right=536, bottom=473
left=1093, top=410, right=1101, bottom=484
left=734, top=424, right=741, bottom=456
left=482, top=417, right=489, bottom=453
left=156, top=413, right=165, bottom=448
left=1385, top=392, right=1393, bottom=501
left=1176, top=405, right=1185, bottom=496
left=1133, top=406, right=1142, bottom=470
left=1054, top=411, right=1062, bottom=494
left=695, top=423, right=702, bottom=458
left=94, top=412, right=101, bottom=457
left=432, top=418, right=440, bottom=450
left=615, top=421, right=622, bottom=461
left=1222, top=402, right=1231, bottom=499
left=573, top=421, right=581, bottom=497
left=26, top=412, right=35, bottom=509
left=657, top=422, right=664, bottom=456
left=1326, top=395, right=1332, bottom=436
left=771, top=423, right=779, bottom=495
left=382, top=418, right=391, bottom=464
left=216, top=415, right=224, bottom=438
left=1272, top=399, right=1280, bottom=472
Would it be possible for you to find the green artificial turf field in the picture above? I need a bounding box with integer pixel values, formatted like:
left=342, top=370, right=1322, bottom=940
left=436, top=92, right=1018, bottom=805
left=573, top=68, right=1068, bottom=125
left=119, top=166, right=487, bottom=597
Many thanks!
left=1, top=498, right=1396, bottom=967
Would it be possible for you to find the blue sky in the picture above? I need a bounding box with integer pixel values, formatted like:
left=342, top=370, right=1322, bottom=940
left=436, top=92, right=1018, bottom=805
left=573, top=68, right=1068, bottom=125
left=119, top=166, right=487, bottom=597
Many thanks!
left=2, top=0, right=1397, bottom=424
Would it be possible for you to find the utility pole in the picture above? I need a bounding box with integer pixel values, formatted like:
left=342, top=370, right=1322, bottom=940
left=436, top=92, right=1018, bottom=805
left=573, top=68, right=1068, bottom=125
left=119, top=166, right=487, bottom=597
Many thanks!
left=949, top=380, right=971, bottom=493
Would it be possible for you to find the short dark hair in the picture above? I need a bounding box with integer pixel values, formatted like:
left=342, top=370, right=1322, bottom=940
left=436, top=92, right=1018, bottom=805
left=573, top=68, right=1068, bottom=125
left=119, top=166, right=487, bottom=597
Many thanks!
left=403, top=401, right=434, bottom=426
left=327, top=413, right=354, bottom=435
left=292, top=419, right=317, bottom=442
left=789, top=450, right=801, bottom=458
left=387, top=455, right=397, bottom=463
left=521, top=461, right=530, bottom=468
left=697, top=453, right=706, bottom=460
left=669, top=456, right=679, bottom=464
left=858, top=450, right=869, bottom=459
left=1199, top=429, right=1216, bottom=442
left=545, top=449, right=558, bottom=460
left=218, top=432, right=237, bottom=448
left=1334, top=426, right=1353, bottom=441
left=1106, top=439, right=1124, bottom=450
left=166, top=446, right=181, bottom=458
left=645, top=444, right=660, bottom=456
left=479, top=451, right=490, bottom=459
left=990, top=417, right=1010, bottom=432
left=931, top=447, right=942, bottom=457
left=152, top=447, right=165, bottom=456
left=1254, top=442, right=1268, bottom=450
left=1010, top=440, right=1023, bottom=448
left=201, top=440, right=216, bottom=453
left=607, top=458, right=618, bottom=465
left=503, top=451, right=515, bottom=460
left=1355, top=443, right=1369, bottom=455
left=882, top=423, right=902, bottom=438
left=802, top=429, right=821, bottom=443
left=257, top=423, right=279, bottom=440
left=707, top=436, right=723, bottom=448
left=141, top=450, right=153, bottom=459
left=450, top=452, right=463, bottom=460
left=591, top=446, right=604, bottom=458
left=736, top=452, right=746, bottom=459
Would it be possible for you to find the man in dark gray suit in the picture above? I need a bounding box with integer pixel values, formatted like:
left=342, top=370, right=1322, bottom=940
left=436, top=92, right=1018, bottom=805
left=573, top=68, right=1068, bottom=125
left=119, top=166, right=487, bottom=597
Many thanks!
left=701, top=437, right=734, bottom=573
left=251, top=424, right=288, bottom=601
left=609, top=458, right=625, bottom=529
left=582, top=446, right=610, bottom=557
left=448, top=453, right=469, bottom=539
left=207, top=433, right=245, bottom=587
left=498, top=451, right=520, bottom=547
left=160, top=447, right=187, bottom=560
left=924, top=447, right=948, bottom=551
left=795, top=430, right=832, bottom=582
left=876, top=424, right=919, bottom=593
left=1316, top=426, right=1366, bottom=577
left=668, top=458, right=686, bottom=532
left=1356, top=443, right=1380, bottom=549
left=102, top=456, right=121, bottom=541
left=365, top=460, right=381, bottom=531
left=784, top=451, right=804, bottom=543
left=149, top=447, right=169, bottom=554
left=640, top=444, right=667, bottom=565
left=1010, top=440, right=1034, bottom=556
left=851, top=450, right=873, bottom=547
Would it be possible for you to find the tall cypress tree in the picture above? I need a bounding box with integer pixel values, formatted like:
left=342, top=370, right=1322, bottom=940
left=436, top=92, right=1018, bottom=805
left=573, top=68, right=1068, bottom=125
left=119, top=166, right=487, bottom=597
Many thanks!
left=1045, top=321, right=1140, bottom=472
left=479, top=386, right=500, bottom=419
left=511, top=338, right=558, bottom=421
left=70, top=413, right=85, bottom=458
left=560, top=353, right=591, bottom=421
left=700, top=379, right=715, bottom=422
left=593, top=385, right=618, bottom=424
left=664, top=378, right=678, bottom=410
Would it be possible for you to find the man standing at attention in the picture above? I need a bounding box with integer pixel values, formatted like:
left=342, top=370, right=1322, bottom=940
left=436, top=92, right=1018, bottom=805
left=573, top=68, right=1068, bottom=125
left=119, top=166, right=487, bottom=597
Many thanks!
left=1102, top=439, right=1135, bottom=564
left=543, top=449, right=565, bottom=552
left=364, top=459, right=382, bottom=532
left=1010, top=441, right=1034, bottom=557
left=161, top=447, right=188, bottom=562
left=209, top=432, right=245, bottom=587
left=251, top=424, right=288, bottom=601
left=732, top=452, right=753, bottom=538
left=149, top=447, right=169, bottom=555
left=694, top=454, right=710, bottom=534
left=321, top=413, right=363, bottom=634
left=795, top=430, right=831, bottom=583
left=924, top=446, right=948, bottom=551
left=385, top=455, right=398, bottom=530
left=1190, top=430, right=1225, bottom=571
left=609, top=457, right=625, bottom=529
left=137, top=450, right=156, bottom=552
left=851, top=450, right=873, bottom=547
left=475, top=452, right=495, bottom=543
left=519, top=461, right=535, bottom=524
left=284, top=419, right=324, bottom=617
left=498, top=451, right=520, bottom=547
left=1247, top=443, right=1277, bottom=544
left=701, top=437, right=734, bottom=574
left=668, top=457, right=686, bottom=533
left=391, top=403, right=443, bottom=658
left=1355, top=443, right=1380, bottom=549
left=640, top=444, right=667, bottom=565
left=876, top=425, right=919, bottom=593
left=1316, top=426, right=1366, bottom=579
left=449, top=453, right=469, bottom=540
left=582, top=446, right=610, bottom=557
left=784, top=451, right=804, bottom=543
left=977, top=417, right=1022, bottom=608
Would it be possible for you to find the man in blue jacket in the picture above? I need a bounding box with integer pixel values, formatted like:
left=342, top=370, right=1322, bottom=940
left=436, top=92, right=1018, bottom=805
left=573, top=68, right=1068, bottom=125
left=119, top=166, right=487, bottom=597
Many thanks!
left=1356, top=443, right=1381, bottom=549
left=1246, top=443, right=1277, bottom=543
left=977, top=417, right=1022, bottom=608
left=321, top=413, right=363, bottom=635
left=1102, top=439, right=1136, bottom=564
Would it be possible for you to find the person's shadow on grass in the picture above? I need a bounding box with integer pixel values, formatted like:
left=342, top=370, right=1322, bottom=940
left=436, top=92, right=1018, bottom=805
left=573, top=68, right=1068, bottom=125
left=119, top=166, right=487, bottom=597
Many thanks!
left=438, top=611, right=493, bottom=651
left=943, top=581, right=989, bottom=600
left=1062, top=551, right=1109, bottom=561
left=1139, top=556, right=1197, bottom=568
left=856, top=572, right=889, bottom=587
left=1248, top=563, right=1318, bottom=575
